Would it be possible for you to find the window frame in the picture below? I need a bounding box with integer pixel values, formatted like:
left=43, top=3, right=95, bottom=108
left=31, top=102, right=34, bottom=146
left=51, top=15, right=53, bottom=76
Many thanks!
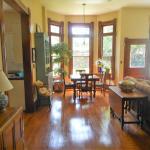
left=48, top=18, right=64, bottom=71
left=68, top=22, right=94, bottom=75
left=98, top=19, right=116, bottom=79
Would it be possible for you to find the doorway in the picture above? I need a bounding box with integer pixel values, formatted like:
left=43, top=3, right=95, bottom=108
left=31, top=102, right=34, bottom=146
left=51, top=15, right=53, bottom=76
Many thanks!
left=124, top=38, right=150, bottom=79
left=0, top=0, right=33, bottom=112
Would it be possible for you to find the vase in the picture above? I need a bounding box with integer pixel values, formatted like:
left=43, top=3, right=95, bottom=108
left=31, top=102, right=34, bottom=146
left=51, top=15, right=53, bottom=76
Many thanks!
left=98, top=67, right=102, bottom=73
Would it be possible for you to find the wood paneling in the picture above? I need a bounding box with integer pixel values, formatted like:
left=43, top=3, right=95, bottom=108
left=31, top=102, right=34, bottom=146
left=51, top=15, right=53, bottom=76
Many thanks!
left=0, top=107, right=24, bottom=150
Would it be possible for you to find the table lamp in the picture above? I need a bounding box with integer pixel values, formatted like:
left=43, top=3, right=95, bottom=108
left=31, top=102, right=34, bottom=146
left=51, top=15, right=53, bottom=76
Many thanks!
left=0, top=70, right=13, bottom=111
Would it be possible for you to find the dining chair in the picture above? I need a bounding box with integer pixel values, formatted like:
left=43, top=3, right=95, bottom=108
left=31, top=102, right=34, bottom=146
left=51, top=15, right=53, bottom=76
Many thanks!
left=63, top=73, right=74, bottom=96
left=77, top=73, right=94, bottom=99
left=96, top=72, right=106, bottom=95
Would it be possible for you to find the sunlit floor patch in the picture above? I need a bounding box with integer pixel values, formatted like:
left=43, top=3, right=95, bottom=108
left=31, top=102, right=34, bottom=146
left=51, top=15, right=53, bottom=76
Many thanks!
left=69, top=118, right=93, bottom=144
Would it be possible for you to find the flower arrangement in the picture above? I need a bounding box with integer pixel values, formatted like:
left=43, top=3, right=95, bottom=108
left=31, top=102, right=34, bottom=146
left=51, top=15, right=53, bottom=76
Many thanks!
left=96, top=58, right=104, bottom=68
left=96, top=58, right=111, bottom=73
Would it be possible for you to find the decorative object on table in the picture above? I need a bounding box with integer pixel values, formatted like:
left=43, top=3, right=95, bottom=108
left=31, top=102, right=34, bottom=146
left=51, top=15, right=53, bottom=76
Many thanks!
left=96, top=58, right=111, bottom=74
left=96, top=58, right=104, bottom=73
left=119, top=79, right=135, bottom=92
left=0, top=70, right=13, bottom=111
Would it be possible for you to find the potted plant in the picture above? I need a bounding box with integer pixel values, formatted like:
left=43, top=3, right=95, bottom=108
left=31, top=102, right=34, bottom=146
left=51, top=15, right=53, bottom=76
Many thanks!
left=51, top=42, right=72, bottom=92
left=51, top=42, right=71, bottom=77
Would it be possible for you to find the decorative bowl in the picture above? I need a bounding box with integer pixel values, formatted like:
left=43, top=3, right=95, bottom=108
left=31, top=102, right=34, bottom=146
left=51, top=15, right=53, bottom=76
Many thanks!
left=119, top=79, right=135, bottom=92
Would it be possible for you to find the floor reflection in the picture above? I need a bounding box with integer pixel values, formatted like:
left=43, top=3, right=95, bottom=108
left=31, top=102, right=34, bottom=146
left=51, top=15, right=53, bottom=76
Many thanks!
left=99, top=107, right=112, bottom=146
left=49, top=129, right=65, bottom=149
left=50, top=100, right=62, bottom=125
left=69, top=118, right=93, bottom=144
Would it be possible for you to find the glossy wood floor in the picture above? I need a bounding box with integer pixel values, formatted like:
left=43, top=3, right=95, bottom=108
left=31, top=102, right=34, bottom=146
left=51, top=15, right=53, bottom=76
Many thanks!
left=24, top=91, right=150, bottom=150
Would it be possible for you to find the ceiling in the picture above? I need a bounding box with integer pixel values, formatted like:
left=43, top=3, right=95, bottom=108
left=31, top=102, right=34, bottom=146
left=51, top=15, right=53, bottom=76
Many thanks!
left=40, top=0, right=150, bottom=15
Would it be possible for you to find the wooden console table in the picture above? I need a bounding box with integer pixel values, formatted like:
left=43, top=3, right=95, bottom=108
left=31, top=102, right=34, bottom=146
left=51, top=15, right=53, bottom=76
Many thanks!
left=0, top=107, right=24, bottom=150
left=109, top=86, right=148, bottom=129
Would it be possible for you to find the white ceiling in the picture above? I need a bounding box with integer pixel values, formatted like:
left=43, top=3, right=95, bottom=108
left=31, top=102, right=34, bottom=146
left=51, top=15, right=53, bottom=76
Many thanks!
left=40, top=0, right=150, bottom=15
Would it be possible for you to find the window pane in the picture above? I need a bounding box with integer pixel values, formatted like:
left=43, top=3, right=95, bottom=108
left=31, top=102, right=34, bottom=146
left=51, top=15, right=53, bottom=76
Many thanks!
left=72, top=37, right=89, bottom=56
left=72, top=27, right=89, bottom=35
left=103, top=36, right=113, bottom=57
left=102, top=56, right=112, bottom=73
left=50, top=25, right=60, bottom=33
left=103, top=25, right=113, bottom=33
left=52, top=56, right=61, bottom=76
left=73, top=56, right=89, bottom=74
left=51, top=36, right=60, bottom=46
left=130, top=44, right=146, bottom=68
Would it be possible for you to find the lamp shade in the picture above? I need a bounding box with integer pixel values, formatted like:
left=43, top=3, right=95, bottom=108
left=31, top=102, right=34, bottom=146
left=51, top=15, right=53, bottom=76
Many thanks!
left=0, top=70, right=13, bottom=91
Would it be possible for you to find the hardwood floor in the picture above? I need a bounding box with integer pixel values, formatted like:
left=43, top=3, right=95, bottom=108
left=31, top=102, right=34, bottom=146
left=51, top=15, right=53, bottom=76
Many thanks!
left=24, top=91, right=150, bottom=150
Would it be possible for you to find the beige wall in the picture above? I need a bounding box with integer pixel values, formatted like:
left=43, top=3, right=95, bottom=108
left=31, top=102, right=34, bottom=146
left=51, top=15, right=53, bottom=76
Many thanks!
left=20, top=0, right=43, bottom=47
left=4, top=11, right=23, bottom=72
left=118, top=7, right=150, bottom=81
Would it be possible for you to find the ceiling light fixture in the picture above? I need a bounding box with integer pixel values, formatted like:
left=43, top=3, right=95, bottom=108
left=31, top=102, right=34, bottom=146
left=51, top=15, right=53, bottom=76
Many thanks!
left=82, top=3, right=86, bottom=24
left=82, top=3, right=86, bottom=46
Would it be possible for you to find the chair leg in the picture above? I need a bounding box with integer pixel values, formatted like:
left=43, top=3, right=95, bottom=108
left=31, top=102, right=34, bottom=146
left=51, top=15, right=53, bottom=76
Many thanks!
left=49, top=96, right=52, bottom=109
left=63, top=87, right=66, bottom=97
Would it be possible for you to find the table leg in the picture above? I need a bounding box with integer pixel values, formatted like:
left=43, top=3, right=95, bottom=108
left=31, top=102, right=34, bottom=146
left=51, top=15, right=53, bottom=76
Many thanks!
left=73, top=81, right=76, bottom=99
left=121, top=100, right=125, bottom=129
left=93, top=81, right=96, bottom=98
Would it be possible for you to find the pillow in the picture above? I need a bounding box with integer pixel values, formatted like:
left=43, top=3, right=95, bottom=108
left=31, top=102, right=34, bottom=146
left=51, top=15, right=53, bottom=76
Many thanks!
left=124, top=76, right=137, bottom=83
left=38, top=87, right=50, bottom=96
left=35, top=80, right=44, bottom=87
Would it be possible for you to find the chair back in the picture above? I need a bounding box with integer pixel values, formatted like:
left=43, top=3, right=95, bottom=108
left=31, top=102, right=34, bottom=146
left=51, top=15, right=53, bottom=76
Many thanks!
left=80, top=73, right=94, bottom=89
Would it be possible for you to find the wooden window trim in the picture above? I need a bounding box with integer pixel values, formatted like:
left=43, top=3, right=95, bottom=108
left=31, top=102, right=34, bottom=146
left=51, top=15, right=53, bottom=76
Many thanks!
left=68, top=22, right=94, bottom=75
left=48, top=18, right=64, bottom=71
left=98, top=19, right=116, bottom=79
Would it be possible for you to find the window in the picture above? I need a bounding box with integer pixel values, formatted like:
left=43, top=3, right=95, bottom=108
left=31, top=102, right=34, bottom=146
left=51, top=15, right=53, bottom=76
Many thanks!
left=130, top=44, right=146, bottom=68
left=98, top=19, right=116, bottom=79
left=68, top=23, right=93, bottom=74
left=48, top=19, right=64, bottom=76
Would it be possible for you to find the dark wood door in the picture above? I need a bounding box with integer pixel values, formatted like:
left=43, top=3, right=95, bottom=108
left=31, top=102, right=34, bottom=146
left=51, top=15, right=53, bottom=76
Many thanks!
left=124, top=38, right=150, bottom=78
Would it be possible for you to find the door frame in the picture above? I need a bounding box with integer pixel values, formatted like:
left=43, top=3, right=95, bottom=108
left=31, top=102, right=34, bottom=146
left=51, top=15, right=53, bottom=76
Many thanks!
left=0, top=0, right=34, bottom=112
left=124, top=38, right=150, bottom=79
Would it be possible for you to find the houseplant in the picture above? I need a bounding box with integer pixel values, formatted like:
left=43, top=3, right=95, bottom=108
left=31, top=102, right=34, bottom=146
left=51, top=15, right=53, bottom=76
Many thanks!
left=51, top=42, right=72, bottom=78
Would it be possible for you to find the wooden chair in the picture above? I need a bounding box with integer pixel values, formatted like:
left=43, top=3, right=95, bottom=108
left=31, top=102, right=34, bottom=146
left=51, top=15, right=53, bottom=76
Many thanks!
left=77, top=73, right=94, bottom=99
left=35, top=80, right=52, bottom=109
left=96, top=72, right=106, bottom=95
left=63, top=73, right=74, bottom=97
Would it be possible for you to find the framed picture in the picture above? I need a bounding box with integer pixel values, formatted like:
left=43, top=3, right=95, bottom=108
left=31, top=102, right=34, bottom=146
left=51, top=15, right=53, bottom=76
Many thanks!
left=32, top=48, right=36, bottom=63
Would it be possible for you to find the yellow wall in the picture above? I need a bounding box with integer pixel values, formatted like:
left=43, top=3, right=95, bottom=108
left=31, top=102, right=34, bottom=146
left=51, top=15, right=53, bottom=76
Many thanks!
left=1, top=0, right=150, bottom=83
left=20, top=0, right=43, bottom=47
left=118, top=7, right=150, bottom=81
left=4, top=11, right=23, bottom=72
